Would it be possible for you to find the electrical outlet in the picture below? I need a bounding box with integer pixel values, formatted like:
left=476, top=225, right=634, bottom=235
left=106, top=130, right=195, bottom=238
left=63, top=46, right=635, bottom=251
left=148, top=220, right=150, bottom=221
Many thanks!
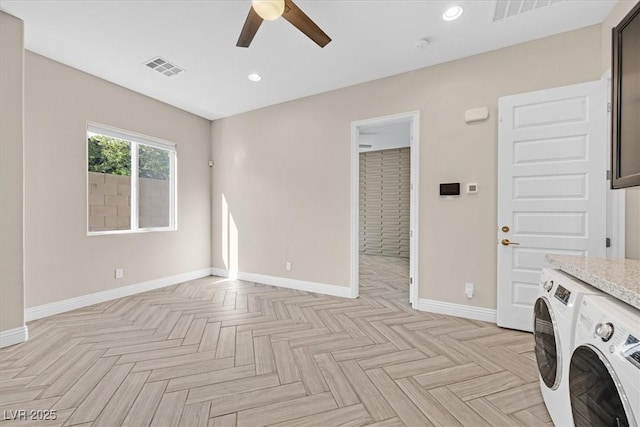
left=115, top=268, right=124, bottom=279
left=465, top=282, right=474, bottom=298
left=286, top=262, right=292, bottom=271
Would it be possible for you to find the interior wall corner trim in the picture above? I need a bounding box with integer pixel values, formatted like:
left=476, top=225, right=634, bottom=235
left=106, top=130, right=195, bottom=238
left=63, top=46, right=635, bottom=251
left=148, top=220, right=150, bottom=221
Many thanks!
left=0, top=325, right=28, bottom=348
left=211, top=268, right=353, bottom=299
left=417, top=298, right=497, bottom=323
left=24, top=268, right=213, bottom=322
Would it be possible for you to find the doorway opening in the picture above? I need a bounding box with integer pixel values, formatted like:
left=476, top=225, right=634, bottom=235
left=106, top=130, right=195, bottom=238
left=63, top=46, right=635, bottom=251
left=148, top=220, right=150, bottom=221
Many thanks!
left=350, top=112, right=419, bottom=307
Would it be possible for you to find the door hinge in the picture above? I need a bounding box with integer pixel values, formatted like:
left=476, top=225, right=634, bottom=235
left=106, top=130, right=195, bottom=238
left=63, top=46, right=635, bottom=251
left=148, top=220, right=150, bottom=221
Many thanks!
left=607, top=102, right=612, bottom=113
left=606, top=237, right=611, bottom=248
left=410, top=277, right=413, bottom=284
left=607, top=170, right=612, bottom=180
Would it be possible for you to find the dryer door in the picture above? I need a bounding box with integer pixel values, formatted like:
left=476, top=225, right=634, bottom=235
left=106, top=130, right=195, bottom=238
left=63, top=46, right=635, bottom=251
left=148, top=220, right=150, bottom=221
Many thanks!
left=533, top=297, right=561, bottom=389
left=569, top=345, right=634, bottom=427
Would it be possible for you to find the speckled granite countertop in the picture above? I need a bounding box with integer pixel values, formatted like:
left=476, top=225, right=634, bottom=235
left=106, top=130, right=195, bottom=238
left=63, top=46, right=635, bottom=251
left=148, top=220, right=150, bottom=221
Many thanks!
left=546, top=255, right=640, bottom=310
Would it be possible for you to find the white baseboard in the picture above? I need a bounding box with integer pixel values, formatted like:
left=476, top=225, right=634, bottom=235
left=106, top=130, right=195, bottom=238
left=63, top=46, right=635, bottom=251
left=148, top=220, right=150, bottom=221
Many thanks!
left=24, top=268, right=493, bottom=324
left=0, top=325, right=28, bottom=348
left=417, top=298, right=497, bottom=323
left=211, top=268, right=237, bottom=280
left=211, top=268, right=353, bottom=299
left=25, top=268, right=212, bottom=322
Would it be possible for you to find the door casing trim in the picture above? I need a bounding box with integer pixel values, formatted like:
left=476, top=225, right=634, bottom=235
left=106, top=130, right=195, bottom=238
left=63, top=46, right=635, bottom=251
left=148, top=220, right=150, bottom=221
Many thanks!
left=350, top=111, right=420, bottom=306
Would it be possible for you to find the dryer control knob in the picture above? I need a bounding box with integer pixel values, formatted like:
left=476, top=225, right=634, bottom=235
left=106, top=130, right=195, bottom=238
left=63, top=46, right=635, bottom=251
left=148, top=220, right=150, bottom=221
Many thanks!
left=543, top=280, right=553, bottom=292
left=595, top=322, right=614, bottom=342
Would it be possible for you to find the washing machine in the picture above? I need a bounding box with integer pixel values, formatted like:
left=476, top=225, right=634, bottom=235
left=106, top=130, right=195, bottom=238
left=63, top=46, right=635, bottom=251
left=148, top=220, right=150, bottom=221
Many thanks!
left=569, top=294, right=640, bottom=427
left=534, top=268, right=604, bottom=427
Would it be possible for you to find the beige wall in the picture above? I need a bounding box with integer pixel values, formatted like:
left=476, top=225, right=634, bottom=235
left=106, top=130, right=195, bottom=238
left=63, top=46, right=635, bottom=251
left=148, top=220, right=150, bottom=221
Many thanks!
left=212, top=25, right=602, bottom=308
left=0, top=12, right=26, bottom=333
left=12, top=10, right=628, bottom=317
left=24, top=52, right=212, bottom=308
left=601, top=0, right=640, bottom=259
left=627, top=189, right=640, bottom=259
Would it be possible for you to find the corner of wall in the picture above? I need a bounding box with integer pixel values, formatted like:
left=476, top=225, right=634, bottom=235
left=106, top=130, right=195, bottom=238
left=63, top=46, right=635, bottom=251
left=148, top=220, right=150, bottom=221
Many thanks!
left=0, top=325, right=28, bottom=349
left=0, top=11, right=27, bottom=345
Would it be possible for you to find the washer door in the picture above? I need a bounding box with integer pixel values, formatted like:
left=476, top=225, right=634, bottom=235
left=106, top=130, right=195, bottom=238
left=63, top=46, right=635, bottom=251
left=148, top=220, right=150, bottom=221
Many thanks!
left=569, top=345, right=633, bottom=427
left=533, top=297, right=561, bottom=389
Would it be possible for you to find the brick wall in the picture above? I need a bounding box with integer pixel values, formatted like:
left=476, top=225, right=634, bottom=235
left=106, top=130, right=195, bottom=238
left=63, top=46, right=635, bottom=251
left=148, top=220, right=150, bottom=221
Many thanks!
left=88, top=172, right=169, bottom=232
left=88, top=172, right=130, bottom=232
left=139, top=177, right=170, bottom=228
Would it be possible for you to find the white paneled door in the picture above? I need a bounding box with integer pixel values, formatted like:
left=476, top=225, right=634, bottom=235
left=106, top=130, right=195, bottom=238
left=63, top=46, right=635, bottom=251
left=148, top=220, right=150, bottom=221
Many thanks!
left=497, top=81, right=607, bottom=331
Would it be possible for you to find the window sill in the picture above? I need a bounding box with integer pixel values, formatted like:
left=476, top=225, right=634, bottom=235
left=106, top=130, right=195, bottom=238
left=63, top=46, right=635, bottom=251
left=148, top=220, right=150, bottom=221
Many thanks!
left=87, top=227, right=177, bottom=236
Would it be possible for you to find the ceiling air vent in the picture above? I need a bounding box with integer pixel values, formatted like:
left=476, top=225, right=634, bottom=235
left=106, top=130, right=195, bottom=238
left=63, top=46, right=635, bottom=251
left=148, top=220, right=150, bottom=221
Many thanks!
left=144, top=57, right=184, bottom=77
left=492, top=0, right=563, bottom=21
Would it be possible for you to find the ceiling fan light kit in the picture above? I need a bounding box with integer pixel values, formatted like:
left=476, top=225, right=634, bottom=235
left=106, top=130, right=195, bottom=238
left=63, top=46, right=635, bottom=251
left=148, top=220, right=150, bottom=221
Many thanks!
left=251, top=0, right=285, bottom=21
left=237, top=0, right=332, bottom=48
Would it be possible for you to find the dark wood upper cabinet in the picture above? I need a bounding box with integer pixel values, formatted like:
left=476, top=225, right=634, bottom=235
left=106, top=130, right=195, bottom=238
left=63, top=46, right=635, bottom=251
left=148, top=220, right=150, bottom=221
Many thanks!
left=612, top=1, right=640, bottom=189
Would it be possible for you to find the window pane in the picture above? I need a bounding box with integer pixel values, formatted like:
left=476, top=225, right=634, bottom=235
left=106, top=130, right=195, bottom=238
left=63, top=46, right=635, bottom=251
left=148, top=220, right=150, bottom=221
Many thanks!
left=138, top=144, right=171, bottom=228
left=88, top=135, right=132, bottom=232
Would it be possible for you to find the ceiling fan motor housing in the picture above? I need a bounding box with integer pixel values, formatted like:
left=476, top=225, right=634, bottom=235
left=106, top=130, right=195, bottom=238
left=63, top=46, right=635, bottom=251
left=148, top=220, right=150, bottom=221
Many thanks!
left=238, top=0, right=332, bottom=48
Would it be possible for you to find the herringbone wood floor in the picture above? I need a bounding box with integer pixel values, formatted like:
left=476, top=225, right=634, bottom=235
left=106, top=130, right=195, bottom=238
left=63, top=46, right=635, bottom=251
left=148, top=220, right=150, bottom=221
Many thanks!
left=0, top=255, right=551, bottom=426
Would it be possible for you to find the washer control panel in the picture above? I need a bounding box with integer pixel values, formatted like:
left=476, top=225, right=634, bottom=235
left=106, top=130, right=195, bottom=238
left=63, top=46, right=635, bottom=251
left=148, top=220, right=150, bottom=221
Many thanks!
left=595, top=322, right=615, bottom=341
left=578, top=297, right=640, bottom=370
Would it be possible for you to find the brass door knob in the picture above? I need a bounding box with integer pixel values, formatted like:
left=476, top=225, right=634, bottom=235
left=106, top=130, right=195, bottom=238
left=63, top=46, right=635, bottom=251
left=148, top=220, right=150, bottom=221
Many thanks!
left=501, top=239, right=520, bottom=246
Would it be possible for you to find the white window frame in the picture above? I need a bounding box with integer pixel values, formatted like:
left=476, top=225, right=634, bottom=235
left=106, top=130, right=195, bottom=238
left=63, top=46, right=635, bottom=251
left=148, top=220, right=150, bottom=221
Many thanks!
left=87, top=122, right=177, bottom=235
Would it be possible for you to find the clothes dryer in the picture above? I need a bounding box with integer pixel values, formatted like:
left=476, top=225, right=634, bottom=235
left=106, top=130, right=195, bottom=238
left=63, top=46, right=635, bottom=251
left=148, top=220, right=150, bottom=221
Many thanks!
left=534, top=268, right=604, bottom=427
left=569, top=294, right=640, bottom=427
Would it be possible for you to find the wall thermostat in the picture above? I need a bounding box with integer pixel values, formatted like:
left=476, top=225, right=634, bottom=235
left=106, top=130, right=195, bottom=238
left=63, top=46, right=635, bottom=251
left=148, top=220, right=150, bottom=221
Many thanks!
left=467, top=183, right=478, bottom=193
left=440, top=182, right=460, bottom=196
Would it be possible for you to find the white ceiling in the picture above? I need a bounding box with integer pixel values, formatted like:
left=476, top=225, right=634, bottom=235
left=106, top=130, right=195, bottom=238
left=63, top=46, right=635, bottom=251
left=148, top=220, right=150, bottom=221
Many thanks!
left=359, top=122, right=411, bottom=152
left=1, top=0, right=618, bottom=120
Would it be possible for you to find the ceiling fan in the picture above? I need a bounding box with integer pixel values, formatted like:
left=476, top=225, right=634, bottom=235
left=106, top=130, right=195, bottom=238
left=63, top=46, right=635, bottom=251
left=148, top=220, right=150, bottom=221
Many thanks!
left=237, top=0, right=331, bottom=48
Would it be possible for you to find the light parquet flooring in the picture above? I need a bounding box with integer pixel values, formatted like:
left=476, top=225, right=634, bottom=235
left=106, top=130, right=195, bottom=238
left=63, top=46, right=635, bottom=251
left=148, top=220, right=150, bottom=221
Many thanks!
left=0, top=255, right=551, bottom=426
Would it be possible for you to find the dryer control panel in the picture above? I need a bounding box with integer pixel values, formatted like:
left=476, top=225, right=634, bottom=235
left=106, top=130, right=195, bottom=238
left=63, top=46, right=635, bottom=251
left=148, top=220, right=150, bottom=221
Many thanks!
left=554, top=284, right=571, bottom=305
left=623, top=335, right=640, bottom=369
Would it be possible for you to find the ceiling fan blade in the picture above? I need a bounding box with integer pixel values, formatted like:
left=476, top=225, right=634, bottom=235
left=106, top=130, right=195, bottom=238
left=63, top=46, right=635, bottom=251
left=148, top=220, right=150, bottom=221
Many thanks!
left=237, top=7, right=264, bottom=48
left=282, top=0, right=331, bottom=47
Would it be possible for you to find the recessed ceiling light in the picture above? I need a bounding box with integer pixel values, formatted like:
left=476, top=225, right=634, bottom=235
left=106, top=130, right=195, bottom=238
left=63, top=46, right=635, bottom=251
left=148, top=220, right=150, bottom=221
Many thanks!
left=443, top=6, right=463, bottom=21
left=248, top=73, right=262, bottom=82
